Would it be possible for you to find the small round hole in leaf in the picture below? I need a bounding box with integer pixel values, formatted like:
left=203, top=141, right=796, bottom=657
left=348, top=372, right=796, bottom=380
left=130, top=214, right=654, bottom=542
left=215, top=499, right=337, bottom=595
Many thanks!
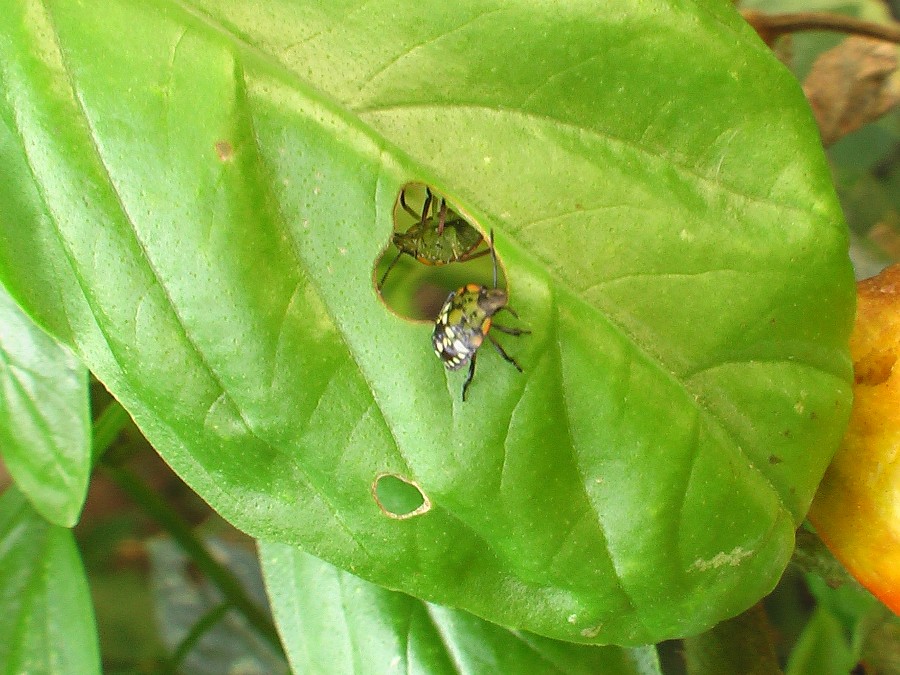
left=372, top=473, right=431, bottom=519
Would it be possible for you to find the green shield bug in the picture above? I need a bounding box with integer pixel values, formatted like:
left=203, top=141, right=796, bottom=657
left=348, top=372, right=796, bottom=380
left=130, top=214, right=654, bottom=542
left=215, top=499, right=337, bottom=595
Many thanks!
left=378, top=187, right=489, bottom=290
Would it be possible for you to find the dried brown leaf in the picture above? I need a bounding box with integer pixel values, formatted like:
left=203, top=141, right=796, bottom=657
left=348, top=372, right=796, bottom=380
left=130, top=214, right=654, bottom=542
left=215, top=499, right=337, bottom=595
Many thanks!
left=803, top=37, right=900, bottom=146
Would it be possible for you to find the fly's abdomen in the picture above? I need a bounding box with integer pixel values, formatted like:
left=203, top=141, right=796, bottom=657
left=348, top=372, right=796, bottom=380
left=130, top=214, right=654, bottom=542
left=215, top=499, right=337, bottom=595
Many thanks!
left=432, top=289, right=486, bottom=370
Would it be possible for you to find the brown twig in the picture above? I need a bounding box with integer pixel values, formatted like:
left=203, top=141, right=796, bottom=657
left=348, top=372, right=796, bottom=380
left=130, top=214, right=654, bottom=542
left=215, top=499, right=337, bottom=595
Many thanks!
left=743, top=10, right=900, bottom=45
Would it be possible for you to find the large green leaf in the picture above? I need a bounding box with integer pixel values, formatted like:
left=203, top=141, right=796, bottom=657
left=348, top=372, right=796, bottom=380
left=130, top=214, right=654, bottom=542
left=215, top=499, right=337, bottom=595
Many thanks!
left=0, top=0, right=854, bottom=645
left=0, top=283, right=90, bottom=527
left=0, top=488, right=100, bottom=673
left=259, top=542, right=661, bottom=674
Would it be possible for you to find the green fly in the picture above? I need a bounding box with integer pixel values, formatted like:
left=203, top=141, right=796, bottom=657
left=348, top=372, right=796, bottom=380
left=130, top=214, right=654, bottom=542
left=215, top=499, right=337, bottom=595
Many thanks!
left=432, top=231, right=529, bottom=401
left=378, top=188, right=489, bottom=290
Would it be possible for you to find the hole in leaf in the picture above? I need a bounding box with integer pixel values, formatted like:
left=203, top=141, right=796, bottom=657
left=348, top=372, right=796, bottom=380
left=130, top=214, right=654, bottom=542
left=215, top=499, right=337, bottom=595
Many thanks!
left=375, top=183, right=504, bottom=321
left=372, top=473, right=431, bottom=519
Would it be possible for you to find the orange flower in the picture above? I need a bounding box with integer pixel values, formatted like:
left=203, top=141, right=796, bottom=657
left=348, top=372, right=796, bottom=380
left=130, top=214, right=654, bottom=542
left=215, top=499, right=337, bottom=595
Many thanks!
left=810, top=263, right=900, bottom=614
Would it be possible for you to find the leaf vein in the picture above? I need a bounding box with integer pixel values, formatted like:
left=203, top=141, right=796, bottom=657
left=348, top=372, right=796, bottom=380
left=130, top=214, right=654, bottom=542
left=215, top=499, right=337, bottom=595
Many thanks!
left=519, top=53, right=604, bottom=109
left=553, top=301, right=642, bottom=624
left=352, top=7, right=508, bottom=105
left=357, top=102, right=809, bottom=215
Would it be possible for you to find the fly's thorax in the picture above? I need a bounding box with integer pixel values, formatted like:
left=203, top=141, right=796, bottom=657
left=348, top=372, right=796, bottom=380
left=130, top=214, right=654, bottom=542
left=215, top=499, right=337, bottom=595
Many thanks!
left=443, top=285, right=509, bottom=328
left=441, top=286, right=485, bottom=329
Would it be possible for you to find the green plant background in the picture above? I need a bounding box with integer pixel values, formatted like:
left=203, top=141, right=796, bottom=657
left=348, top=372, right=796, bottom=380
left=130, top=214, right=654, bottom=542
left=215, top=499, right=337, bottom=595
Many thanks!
left=0, top=0, right=872, bottom=666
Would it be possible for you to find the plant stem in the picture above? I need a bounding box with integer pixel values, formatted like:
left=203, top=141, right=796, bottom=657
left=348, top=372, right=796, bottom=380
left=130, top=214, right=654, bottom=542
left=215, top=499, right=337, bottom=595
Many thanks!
left=91, top=398, right=131, bottom=462
left=163, top=602, right=232, bottom=674
left=101, top=464, right=284, bottom=654
left=743, top=10, right=900, bottom=44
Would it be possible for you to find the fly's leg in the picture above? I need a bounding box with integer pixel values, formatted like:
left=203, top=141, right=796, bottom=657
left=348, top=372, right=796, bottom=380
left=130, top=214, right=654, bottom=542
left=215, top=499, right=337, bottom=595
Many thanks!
left=461, top=353, right=478, bottom=401
left=491, top=324, right=530, bottom=337
left=437, top=198, right=447, bottom=235
left=487, top=333, right=524, bottom=372
left=455, top=247, right=491, bottom=263
left=496, top=305, right=520, bottom=320
left=399, top=189, right=419, bottom=220
left=421, top=188, right=434, bottom=228
left=378, top=249, right=404, bottom=290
